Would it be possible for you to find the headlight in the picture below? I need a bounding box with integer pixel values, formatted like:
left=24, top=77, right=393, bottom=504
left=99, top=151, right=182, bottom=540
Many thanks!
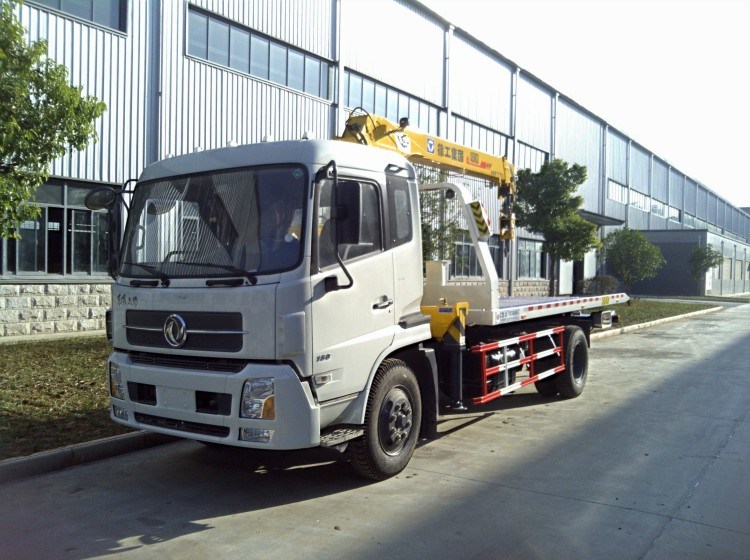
left=109, top=362, right=125, bottom=400
left=241, top=378, right=275, bottom=419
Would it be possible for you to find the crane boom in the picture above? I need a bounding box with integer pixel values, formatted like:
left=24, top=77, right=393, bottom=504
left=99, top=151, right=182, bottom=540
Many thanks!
left=337, top=111, right=516, bottom=239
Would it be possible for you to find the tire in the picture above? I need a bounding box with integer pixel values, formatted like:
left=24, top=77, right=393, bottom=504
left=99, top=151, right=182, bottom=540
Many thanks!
left=346, top=359, right=422, bottom=480
left=555, top=326, right=589, bottom=398
left=534, top=376, right=559, bottom=396
left=533, top=342, right=560, bottom=397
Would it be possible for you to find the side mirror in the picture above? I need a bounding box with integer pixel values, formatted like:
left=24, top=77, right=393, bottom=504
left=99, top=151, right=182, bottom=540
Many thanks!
left=84, top=186, right=118, bottom=210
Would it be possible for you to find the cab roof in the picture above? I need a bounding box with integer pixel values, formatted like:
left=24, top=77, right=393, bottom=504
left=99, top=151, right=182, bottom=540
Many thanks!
left=139, top=139, right=415, bottom=183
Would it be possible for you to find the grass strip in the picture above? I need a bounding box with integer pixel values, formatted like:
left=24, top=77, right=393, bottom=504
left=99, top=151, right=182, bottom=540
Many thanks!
left=0, top=336, right=132, bottom=460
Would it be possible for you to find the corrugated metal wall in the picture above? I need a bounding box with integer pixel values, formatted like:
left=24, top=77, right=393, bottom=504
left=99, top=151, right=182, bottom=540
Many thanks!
left=652, top=159, right=668, bottom=203
left=630, top=145, right=650, bottom=194
left=159, top=1, right=332, bottom=159
left=449, top=34, right=512, bottom=134
left=554, top=101, right=602, bottom=212
left=20, top=1, right=150, bottom=184
left=341, top=0, right=444, bottom=106
left=697, top=187, right=708, bottom=220
left=669, top=169, right=683, bottom=208
left=606, top=130, right=628, bottom=184
left=685, top=179, right=697, bottom=215
left=516, top=76, right=552, bottom=152
left=15, top=0, right=750, bottom=260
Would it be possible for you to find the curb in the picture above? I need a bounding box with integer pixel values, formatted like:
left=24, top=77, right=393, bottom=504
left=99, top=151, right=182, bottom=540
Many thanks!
left=0, top=306, right=726, bottom=485
left=0, top=431, right=178, bottom=485
left=590, top=305, right=724, bottom=341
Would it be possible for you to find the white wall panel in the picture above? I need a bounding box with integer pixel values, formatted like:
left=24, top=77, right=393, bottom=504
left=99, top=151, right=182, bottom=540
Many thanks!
left=516, top=76, right=551, bottom=151
left=685, top=179, right=697, bottom=215
left=20, top=2, right=150, bottom=184
left=652, top=159, right=668, bottom=202
left=449, top=35, right=512, bottom=133
left=555, top=101, right=602, bottom=212
left=669, top=169, right=684, bottom=209
left=342, top=0, right=444, bottom=105
left=607, top=130, right=628, bottom=184
left=696, top=186, right=708, bottom=220
left=630, top=146, right=650, bottom=194
left=159, top=1, right=332, bottom=160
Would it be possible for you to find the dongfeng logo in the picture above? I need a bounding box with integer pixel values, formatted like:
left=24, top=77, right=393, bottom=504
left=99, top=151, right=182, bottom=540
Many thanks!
left=163, top=314, right=187, bottom=348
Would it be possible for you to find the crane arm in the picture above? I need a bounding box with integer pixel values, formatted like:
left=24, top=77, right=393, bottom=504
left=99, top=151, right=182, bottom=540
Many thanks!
left=337, top=112, right=516, bottom=239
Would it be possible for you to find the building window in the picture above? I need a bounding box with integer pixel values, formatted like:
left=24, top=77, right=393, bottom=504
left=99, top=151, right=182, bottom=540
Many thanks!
left=451, top=115, right=508, bottom=155
left=651, top=199, right=666, bottom=218
left=30, top=0, right=127, bottom=32
left=722, top=258, right=732, bottom=280
left=186, top=5, right=333, bottom=100
left=518, top=239, right=545, bottom=279
left=735, top=260, right=744, bottom=281
left=0, top=181, right=110, bottom=277
left=607, top=180, right=628, bottom=205
left=668, top=207, right=681, bottom=223
left=517, top=143, right=549, bottom=173
left=343, top=70, right=439, bottom=135
left=630, top=191, right=650, bottom=213
left=451, top=232, right=480, bottom=278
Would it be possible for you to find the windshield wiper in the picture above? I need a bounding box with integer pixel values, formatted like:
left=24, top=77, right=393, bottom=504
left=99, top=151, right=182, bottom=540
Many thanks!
left=123, top=262, right=170, bottom=287
left=171, top=261, right=258, bottom=286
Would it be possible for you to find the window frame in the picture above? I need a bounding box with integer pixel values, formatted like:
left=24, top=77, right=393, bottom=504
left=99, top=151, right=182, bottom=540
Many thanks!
left=315, top=177, right=385, bottom=272
left=28, top=0, right=128, bottom=33
left=0, top=180, right=113, bottom=278
left=184, top=5, right=333, bottom=101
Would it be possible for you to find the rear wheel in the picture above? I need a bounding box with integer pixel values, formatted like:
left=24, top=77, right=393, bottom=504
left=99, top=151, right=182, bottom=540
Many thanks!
left=555, top=326, right=589, bottom=398
left=346, top=359, right=422, bottom=480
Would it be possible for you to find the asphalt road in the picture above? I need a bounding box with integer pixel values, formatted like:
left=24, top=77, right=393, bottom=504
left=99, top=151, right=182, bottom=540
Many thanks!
left=2, top=305, right=749, bottom=559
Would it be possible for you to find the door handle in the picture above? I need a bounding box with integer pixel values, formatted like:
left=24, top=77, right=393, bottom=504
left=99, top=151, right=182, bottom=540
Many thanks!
left=373, top=297, right=394, bottom=310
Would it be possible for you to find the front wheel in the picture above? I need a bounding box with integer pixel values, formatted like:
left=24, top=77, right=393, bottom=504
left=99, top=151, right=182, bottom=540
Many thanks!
left=346, top=359, right=422, bottom=480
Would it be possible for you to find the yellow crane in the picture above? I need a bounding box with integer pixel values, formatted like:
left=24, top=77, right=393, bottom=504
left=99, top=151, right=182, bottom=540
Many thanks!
left=337, top=111, right=517, bottom=239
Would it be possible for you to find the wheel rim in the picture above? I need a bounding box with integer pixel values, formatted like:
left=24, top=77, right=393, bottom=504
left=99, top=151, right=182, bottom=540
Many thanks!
left=378, top=386, right=414, bottom=456
left=572, top=341, right=587, bottom=384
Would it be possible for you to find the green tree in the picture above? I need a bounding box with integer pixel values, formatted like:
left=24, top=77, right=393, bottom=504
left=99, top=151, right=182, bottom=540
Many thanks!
left=514, top=159, right=600, bottom=296
left=0, top=0, right=106, bottom=238
left=602, top=227, right=665, bottom=290
left=687, top=244, right=723, bottom=292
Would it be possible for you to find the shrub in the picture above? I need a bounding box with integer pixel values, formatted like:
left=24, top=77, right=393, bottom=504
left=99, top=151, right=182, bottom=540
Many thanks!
left=577, top=275, right=619, bottom=295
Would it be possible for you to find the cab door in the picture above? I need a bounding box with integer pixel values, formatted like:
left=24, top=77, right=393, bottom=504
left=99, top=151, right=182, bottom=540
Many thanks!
left=310, top=176, right=395, bottom=402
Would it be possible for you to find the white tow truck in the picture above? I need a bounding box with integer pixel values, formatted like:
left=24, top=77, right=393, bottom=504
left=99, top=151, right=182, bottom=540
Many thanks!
left=87, top=112, right=627, bottom=479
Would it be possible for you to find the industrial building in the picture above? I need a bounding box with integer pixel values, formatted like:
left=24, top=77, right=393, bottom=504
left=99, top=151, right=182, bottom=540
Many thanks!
left=1, top=0, right=748, bottom=338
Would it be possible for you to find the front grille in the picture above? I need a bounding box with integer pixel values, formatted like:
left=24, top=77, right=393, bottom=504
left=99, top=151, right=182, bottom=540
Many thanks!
left=126, top=310, right=243, bottom=352
left=134, top=412, right=230, bottom=438
left=129, top=351, right=248, bottom=373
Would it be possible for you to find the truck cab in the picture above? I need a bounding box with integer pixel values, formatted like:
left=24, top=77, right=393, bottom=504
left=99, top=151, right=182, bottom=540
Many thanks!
left=100, top=139, right=432, bottom=468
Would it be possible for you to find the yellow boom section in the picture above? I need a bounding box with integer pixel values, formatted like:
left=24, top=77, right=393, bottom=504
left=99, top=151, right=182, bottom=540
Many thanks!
left=337, top=112, right=517, bottom=239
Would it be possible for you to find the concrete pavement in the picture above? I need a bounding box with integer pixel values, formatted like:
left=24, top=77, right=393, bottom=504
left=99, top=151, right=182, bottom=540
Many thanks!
left=1, top=304, right=748, bottom=558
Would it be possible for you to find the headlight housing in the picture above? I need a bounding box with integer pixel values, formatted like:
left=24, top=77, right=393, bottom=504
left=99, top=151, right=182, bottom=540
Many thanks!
left=109, top=362, right=125, bottom=400
left=241, top=378, right=275, bottom=419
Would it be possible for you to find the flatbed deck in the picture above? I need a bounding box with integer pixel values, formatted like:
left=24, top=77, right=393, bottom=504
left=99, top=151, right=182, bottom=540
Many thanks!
left=488, top=293, right=629, bottom=325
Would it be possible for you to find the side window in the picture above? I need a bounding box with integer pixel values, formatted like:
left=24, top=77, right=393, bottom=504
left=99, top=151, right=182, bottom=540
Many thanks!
left=318, top=179, right=383, bottom=269
left=386, top=175, right=412, bottom=247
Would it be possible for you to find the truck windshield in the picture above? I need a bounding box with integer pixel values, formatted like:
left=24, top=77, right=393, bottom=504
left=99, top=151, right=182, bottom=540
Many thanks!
left=120, top=165, right=306, bottom=279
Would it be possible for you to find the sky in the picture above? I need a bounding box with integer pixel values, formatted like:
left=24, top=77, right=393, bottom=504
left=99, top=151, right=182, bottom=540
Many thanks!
left=420, top=0, right=750, bottom=209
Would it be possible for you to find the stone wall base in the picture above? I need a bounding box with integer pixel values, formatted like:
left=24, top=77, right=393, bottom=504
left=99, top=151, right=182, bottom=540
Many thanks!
left=0, top=283, right=112, bottom=338
left=498, top=280, right=550, bottom=298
